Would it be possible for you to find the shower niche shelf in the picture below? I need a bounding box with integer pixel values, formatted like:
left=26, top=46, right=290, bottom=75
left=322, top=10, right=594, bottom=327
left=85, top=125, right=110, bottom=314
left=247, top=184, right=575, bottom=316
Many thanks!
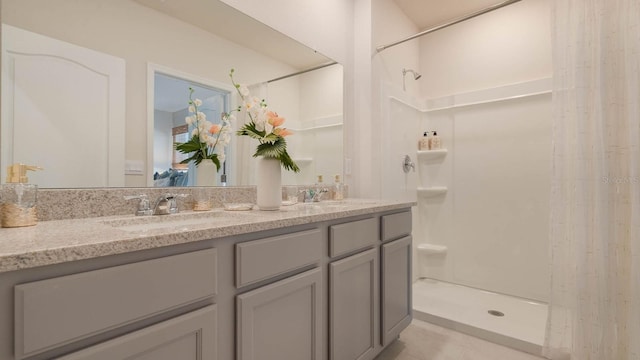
left=292, top=158, right=313, bottom=166
left=417, top=149, right=447, bottom=162
left=417, top=187, right=447, bottom=198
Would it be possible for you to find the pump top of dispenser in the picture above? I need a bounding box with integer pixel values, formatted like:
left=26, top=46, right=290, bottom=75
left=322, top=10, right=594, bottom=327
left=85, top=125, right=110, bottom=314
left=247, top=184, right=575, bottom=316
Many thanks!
left=423, top=132, right=428, bottom=136
left=433, top=131, right=438, bottom=136
left=6, top=164, right=43, bottom=183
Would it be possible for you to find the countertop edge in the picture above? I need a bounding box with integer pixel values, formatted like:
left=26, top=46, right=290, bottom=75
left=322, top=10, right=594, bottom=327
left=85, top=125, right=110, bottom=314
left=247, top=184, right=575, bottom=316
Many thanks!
left=0, top=201, right=415, bottom=273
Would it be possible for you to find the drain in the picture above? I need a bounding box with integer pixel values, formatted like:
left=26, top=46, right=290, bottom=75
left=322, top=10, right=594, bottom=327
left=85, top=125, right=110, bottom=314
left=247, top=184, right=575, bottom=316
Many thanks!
left=488, top=310, right=505, bottom=317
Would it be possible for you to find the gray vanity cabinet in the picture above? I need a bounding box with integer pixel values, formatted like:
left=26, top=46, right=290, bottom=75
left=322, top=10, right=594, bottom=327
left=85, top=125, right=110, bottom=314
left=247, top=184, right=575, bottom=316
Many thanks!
left=57, top=305, right=217, bottom=360
left=381, top=235, right=412, bottom=346
left=329, top=249, right=378, bottom=360
left=0, top=206, right=413, bottom=360
left=236, top=268, right=322, bottom=360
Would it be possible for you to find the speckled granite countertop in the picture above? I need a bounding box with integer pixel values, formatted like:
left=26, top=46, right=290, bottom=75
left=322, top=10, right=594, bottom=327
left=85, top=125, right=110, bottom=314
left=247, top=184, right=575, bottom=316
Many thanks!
left=0, top=199, right=414, bottom=273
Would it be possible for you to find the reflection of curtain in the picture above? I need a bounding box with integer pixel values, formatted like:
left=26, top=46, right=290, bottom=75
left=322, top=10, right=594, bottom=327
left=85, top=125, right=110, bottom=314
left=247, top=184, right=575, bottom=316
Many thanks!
left=544, top=1, right=640, bottom=359
left=235, top=82, right=267, bottom=185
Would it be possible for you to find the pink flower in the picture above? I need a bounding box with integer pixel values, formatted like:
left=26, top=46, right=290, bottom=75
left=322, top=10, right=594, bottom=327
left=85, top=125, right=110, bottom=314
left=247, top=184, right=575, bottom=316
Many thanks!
left=209, top=124, right=221, bottom=134
left=274, top=128, right=293, bottom=137
left=267, top=111, right=285, bottom=128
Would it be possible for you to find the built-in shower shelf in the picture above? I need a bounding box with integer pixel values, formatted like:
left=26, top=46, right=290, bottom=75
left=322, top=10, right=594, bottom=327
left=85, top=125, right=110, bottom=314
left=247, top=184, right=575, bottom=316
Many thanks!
left=417, top=243, right=448, bottom=255
left=292, top=158, right=313, bottom=166
left=417, top=149, right=448, bottom=161
left=417, top=187, right=448, bottom=198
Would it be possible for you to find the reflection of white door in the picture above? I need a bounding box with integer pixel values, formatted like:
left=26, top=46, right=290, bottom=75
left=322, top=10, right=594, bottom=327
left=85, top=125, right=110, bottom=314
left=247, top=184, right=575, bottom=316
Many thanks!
left=1, top=25, right=125, bottom=187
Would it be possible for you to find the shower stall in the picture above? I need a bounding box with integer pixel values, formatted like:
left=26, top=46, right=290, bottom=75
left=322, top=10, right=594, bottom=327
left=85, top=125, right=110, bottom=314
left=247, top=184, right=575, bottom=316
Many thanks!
left=374, top=0, right=552, bottom=356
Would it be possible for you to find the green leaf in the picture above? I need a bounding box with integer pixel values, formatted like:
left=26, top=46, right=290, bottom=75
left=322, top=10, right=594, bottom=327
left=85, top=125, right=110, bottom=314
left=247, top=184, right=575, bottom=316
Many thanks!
left=254, top=138, right=286, bottom=158
left=278, top=149, right=300, bottom=172
left=175, top=135, right=202, bottom=153
left=236, top=122, right=266, bottom=140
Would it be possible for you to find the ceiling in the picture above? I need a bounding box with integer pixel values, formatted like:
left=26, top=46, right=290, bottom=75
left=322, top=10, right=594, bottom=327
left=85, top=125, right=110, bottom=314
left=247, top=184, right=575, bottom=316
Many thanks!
left=135, top=0, right=330, bottom=70
left=393, top=0, right=506, bottom=30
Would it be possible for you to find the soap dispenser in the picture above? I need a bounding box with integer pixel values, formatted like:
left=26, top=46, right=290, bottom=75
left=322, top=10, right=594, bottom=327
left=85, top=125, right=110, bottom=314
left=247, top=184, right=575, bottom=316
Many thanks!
left=430, top=131, right=442, bottom=150
left=419, top=132, right=430, bottom=150
left=1, top=164, right=42, bottom=228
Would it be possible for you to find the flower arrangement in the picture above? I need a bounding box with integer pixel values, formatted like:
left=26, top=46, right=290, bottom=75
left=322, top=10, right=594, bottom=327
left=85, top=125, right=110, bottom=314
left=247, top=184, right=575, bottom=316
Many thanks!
left=175, top=87, right=233, bottom=171
left=230, top=69, right=300, bottom=172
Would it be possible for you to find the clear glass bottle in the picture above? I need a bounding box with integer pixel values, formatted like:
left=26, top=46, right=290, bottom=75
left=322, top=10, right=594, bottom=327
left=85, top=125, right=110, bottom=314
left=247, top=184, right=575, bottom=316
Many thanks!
left=333, top=175, right=344, bottom=200
left=1, top=164, right=42, bottom=227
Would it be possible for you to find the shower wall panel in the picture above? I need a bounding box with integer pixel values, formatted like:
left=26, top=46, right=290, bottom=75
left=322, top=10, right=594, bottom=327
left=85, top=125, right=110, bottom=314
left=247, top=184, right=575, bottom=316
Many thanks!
left=422, top=92, right=552, bottom=302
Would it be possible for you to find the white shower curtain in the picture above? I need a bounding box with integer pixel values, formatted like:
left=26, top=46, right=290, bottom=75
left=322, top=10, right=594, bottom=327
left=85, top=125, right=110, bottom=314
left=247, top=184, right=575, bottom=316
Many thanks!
left=544, top=0, right=640, bottom=359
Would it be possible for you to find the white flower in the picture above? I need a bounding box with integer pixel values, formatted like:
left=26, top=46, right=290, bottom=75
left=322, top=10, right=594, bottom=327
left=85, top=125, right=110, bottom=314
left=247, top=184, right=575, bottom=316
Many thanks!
left=264, top=119, right=273, bottom=134
left=185, top=115, right=194, bottom=125
left=238, top=85, right=250, bottom=97
left=193, top=99, right=203, bottom=107
left=192, top=128, right=199, bottom=137
left=188, top=105, right=195, bottom=113
left=255, top=118, right=265, bottom=132
left=223, top=133, right=231, bottom=144
left=197, top=112, right=206, bottom=121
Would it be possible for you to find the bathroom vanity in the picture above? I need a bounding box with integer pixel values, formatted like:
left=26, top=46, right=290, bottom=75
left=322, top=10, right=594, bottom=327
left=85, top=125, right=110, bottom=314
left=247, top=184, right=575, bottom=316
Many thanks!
left=0, top=199, right=414, bottom=360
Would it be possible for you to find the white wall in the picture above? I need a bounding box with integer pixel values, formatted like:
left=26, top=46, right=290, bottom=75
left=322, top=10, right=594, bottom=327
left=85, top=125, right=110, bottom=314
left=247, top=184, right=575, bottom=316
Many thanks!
left=262, top=65, right=344, bottom=186
left=414, top=0, right=552, bottom=301
left=370, top=0, right=553, bottom=301
left=219, top=0, right=352, bottom=65
left=3, top=0, right=296, bottom=186
left=419, top=0, right=552, bottom=98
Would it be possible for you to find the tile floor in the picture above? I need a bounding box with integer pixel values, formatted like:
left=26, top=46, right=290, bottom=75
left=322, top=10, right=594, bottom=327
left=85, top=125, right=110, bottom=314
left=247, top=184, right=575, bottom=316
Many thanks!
left=375, top=320, right=546, bottom=360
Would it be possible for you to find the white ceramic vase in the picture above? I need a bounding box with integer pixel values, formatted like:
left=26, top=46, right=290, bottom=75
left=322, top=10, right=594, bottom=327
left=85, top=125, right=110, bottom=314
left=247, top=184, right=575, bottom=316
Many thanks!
left=195, top=160, right=217, bottom=186
left=256, top=157, right=281, bottom=210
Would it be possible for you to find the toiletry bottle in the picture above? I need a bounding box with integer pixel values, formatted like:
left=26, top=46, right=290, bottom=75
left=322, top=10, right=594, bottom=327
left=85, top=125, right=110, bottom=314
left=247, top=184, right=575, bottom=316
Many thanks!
left=333, top=175, right=344, bottom=200
left=419, top=132, right=430, bottom=150
left=1, top=164, right=43, bottom=228
left=315, top=175, right=324, bottom=196
left=430, top=131, right=442, bottom=150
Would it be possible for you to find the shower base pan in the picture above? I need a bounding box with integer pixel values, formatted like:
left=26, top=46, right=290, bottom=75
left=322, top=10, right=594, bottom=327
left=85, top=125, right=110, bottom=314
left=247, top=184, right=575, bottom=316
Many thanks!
left=413, top=278, right=547, bottom=356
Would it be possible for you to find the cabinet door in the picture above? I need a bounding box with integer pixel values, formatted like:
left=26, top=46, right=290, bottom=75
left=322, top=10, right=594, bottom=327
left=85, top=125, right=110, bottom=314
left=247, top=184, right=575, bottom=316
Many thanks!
left=381, top=236, right=412, bottom=346
left=237, top=268, right=322, bottom=360
left=57, top=305, right=217, bottom=360
left=330, top=249, right=377, bottom=360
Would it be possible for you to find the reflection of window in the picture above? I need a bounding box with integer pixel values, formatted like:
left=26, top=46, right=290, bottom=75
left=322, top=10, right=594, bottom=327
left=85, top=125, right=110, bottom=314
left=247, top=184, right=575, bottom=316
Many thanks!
left=172, top=125, right=189, bottom=170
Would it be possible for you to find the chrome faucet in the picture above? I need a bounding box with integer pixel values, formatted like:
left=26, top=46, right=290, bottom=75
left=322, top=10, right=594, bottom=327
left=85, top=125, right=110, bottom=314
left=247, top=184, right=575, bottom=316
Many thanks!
left=153, top=193, right=187, bottom=215
left=304, top=188, right=329, bottom=202
left=124, top=195, right=153, bottom=216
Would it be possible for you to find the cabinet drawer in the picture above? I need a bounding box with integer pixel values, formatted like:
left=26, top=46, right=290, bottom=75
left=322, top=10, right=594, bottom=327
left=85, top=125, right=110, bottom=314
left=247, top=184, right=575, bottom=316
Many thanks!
left=381, top=211, right=412, bottom=242
left=236, top=229, right=322, bottom=288
left=57, top=305, right=217, bottom=360
left=329, top=217, right=378, bottom=257
left=14, top=248, right=217, bottom=359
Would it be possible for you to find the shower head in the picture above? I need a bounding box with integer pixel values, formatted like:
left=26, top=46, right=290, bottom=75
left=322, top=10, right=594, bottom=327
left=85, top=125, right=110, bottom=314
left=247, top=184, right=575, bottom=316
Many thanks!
left=402, top=68, right=422, bottom=91
left=403, top=68, right=421, bottom=80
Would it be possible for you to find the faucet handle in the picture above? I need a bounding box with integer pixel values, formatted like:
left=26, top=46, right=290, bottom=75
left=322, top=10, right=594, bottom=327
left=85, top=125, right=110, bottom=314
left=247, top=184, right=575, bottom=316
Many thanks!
left=124, top=195, right=153, bottom=216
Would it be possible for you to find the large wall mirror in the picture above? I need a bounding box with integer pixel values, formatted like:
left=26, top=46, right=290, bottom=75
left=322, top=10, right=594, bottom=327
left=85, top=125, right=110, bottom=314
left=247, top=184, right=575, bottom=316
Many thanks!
left=1, top=0, right=343, bottom=188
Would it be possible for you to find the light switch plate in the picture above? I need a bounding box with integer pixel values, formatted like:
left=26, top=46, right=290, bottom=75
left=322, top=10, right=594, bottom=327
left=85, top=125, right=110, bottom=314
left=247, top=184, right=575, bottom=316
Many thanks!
left=125, top=160, right=144, bottom=175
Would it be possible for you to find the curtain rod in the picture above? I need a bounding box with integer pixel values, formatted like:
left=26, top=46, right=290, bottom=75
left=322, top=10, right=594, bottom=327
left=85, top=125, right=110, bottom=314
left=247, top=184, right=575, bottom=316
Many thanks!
left=376, top=0, right=522, bottom=53
left=266, top=61, right=338, bottom=83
